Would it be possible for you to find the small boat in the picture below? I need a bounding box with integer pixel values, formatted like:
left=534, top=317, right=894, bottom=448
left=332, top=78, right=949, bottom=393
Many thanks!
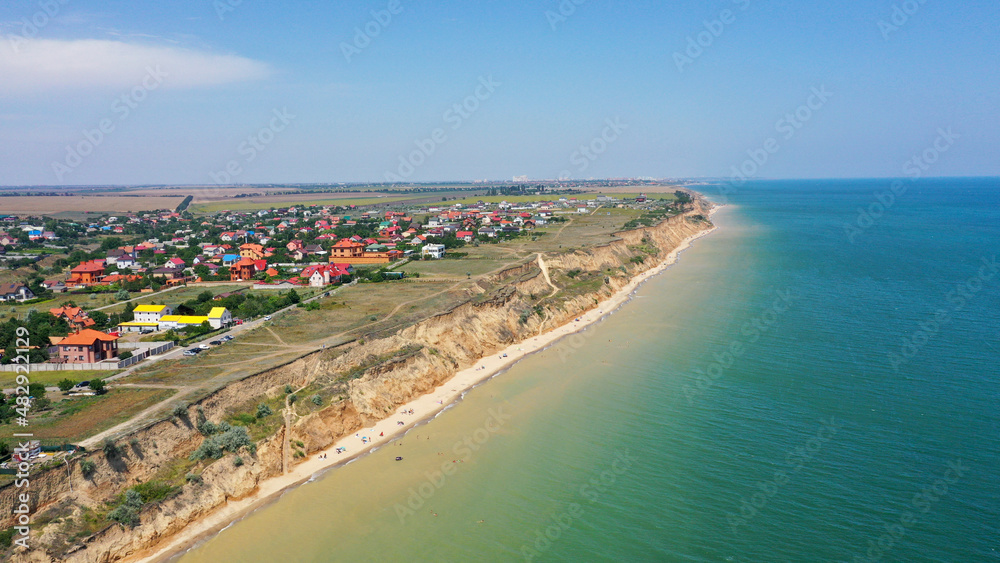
left=395, top=456, right=403, bottom=461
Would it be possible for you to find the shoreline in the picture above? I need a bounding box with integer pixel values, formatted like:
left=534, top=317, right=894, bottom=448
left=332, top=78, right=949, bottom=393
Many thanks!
left=141, top=207, right=721, bottom=563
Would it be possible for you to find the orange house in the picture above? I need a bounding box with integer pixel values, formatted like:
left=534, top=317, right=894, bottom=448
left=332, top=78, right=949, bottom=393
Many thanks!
left=55, top=329, right=119, bottom=363
left=67, top=261, right=105, bottom=287
left=230, top=257, right=258, bottom=281
left=328, top=239, right=398, bottom=265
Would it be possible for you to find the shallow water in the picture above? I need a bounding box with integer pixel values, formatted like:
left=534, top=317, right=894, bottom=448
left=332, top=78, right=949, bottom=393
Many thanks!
left=178, top=178, right=1000, bottom=562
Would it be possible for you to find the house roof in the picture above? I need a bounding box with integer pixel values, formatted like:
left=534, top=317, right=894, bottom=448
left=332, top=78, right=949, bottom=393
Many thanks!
left=160, top=315, right=210, bottom=324
left=134, top=304, right=169, bottom=313
left=58, top=329, right=118, bottom=346
left=207, top=307, right=228, bottom=319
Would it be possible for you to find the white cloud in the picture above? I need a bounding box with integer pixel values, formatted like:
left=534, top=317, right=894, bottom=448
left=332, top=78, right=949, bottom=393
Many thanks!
left=0, top=38, right=271, bottom=94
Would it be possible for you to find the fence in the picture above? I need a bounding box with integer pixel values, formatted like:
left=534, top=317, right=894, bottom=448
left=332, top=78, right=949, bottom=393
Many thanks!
left=0, top=342, right=173, bottom=372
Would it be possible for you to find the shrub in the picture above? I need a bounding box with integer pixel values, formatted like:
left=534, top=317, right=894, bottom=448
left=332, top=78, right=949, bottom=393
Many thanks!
left=311, top=395, right=322, bottom=406
left=108, top=489, right=143, bottom=528
left=233, top=456, right=244, bottom=467
left=89, top=378, right=106, bottom=394
left=79, top=459, right=97, bottom=476
left=284, top=384, right=293, bottom=394
left=57, top=378, right=77, bottom=393
left=288, top=394, right=297, bottom=404
left=190, top=427, right=253, bottom=461
left=256, top=403, right=272, bottom=419
left=197, top=420, right=217, bottom=436
left=118, top=350, right=133, bottom=360
left=129, top=438, right=140, bottom=447
left=102, top=439, right=120, bottom=458
left=185, top=473, right=202, bottom=484
left=172, top=404, right=188, bottom=418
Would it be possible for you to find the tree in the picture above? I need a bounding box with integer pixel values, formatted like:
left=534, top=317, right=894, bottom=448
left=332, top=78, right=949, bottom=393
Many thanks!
left=286, top=289, right=300, bottom=304
left=197, top=290, right=214, bottom=303
left=57, top=379, right=77, bottom=393
left=89, top=378, right=107, bottom=394
left=115, top=289, right=131, bottom=301
left=89, top=310, right=109, bottom=328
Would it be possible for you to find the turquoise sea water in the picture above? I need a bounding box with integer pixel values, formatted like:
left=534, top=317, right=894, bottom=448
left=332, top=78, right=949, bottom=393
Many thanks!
left=178, top=178, right=999, bottom=562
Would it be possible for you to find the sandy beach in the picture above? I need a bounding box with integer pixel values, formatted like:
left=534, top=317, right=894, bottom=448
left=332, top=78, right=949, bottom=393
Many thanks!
left=141, top=208, right=719, bottom=562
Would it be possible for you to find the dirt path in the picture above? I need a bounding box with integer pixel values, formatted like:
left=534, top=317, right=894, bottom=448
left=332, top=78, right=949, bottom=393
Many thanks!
left=536, top=253, right=559, bottom=298
left=264, top=327, right=288, bottom=346
left=79, top=385, right=195, bottom=448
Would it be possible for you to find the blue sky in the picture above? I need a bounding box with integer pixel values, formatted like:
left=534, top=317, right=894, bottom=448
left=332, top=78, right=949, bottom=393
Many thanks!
left=0, top=0, right=997, bottom=185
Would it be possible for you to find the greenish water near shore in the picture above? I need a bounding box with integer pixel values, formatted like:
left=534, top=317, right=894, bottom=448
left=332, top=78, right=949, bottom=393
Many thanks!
left=179, top=178, right=999, bottom=562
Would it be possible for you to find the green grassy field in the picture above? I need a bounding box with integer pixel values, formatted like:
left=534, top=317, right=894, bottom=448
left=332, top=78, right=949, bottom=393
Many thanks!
left=189, top=196, right=416, bottom=214
left=1, top=369, right=121, bottom=389
left=0, top=387, right=175, bottom=444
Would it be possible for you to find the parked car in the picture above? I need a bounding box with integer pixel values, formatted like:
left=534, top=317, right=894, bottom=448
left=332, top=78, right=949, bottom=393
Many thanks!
left=263, top=315, right=272, bottom=321
left=234, top=319, right=244, bottom=325
left=198, top=344, right=211, bottom=350
left=76, top=381, right=90, bottom=388
left=183, top=350, right=198, bottom=357
left=209, top=340, right=223, bottom=346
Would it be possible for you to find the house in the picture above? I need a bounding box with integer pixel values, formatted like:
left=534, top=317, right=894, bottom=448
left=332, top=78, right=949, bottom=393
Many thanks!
left=42, top=280, right=67, bottom=293
left=240, top=243, right=265, bottom=260
left=456, top=231, right=475, bottom=242
left=302, top=264, right=350, bottom=287
left=0, top=283, right=34, bottom=302
left=230, top=257, right=258, bottom=281
left=207, top=307, right=232, bottom=329
left=54, top=329, right=119, bottom=363
left=49, top=306, right=95, bottom=329
left=133, top=304, right=174, bottom=323
left=422, top=244, right=446, bottom=259
left=477, top=227, right=496, bottom=238
left=0, top=232, right=18, bottom=246
left=67, top=260, right=105, bottom=287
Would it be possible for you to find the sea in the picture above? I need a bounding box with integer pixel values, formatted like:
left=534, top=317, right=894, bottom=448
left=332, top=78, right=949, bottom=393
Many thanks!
left=176, top=178, right=999, bottom=563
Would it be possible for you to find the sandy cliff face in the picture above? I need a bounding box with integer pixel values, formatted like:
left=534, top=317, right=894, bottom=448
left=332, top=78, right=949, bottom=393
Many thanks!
left=4, top=205, right=711, bottom=562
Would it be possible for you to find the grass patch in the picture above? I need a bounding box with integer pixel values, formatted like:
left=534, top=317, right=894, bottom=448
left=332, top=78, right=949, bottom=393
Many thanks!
left=0, top=388, right=175, bottom=443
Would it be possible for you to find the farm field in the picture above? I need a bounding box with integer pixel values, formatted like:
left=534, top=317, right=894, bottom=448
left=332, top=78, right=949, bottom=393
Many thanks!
left=187, top=194, right=416, bottom=214
left=0, top=195, right=186, bottom=216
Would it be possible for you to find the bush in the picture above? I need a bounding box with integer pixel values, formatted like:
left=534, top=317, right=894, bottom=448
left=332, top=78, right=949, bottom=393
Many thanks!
left=89, top=378, right=106, bottom=394
left=284, top=384, right=293, bottom=394
left=288, top=394, right=297, bottom=404
left=115, top=289, right=131, bottom=301
left=233, top=456, right=244, bottom=467
left=255, top=403, right=272, bottom=419
left=172, top=404, right=188, bottom=418
left=118, top=350, right=133, bottom=360
left=311, top=395, right=322, bottom=406
left=190, top=427, right=254, bottom=461
left=102, top=439, right=120, bottom=458
left=57, top=378, right=77, bottom=393
left=185, top=472, right=202, bottom=484
left=197, top=420, right=217, bottom=436
left=80, top=459, right=97, bottom=476
left=109, top=489, right=143, bottom=528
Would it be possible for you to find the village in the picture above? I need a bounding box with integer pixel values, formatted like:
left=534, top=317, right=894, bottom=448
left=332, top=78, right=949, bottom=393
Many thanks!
left=0, top=191, right=670, bottom=370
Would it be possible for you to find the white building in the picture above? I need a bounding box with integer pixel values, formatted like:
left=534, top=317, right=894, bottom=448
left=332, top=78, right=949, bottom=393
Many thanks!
left=133, top=304, right=173, bottom=323
left=422, top=244, right=446, bottom=259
